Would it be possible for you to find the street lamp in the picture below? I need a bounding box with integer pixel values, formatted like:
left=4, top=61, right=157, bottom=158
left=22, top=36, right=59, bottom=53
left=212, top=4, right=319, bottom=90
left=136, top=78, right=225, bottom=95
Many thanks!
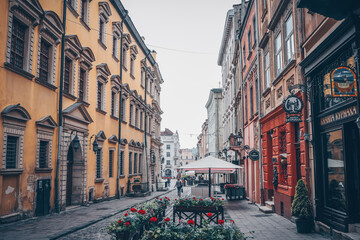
left=89, top=134, right=99, bottom=154
left=70, top=130, right=80, bottom=152
left=222, top=148, right=228, bottom=161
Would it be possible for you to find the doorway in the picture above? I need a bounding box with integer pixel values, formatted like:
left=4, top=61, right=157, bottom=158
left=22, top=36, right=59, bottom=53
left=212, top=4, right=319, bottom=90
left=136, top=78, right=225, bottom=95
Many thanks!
left=344, top=121, right=360, bottom=223
left=66, top=141, right=83, bottom=206
left=36, top=179, right=51, bottom=216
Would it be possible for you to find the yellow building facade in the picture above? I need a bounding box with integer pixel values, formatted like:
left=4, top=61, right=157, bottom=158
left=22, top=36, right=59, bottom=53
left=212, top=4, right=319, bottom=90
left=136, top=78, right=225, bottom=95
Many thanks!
left=0, top=0, right=163, bottom=221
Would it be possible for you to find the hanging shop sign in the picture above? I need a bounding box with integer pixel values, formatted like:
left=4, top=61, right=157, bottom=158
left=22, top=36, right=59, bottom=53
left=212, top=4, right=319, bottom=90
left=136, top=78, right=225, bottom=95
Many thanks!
left=331, top=67, right=358, bottom=97
left=283, top=93, right=304, bottom=123
left=248, top=149, right=260, bottom=161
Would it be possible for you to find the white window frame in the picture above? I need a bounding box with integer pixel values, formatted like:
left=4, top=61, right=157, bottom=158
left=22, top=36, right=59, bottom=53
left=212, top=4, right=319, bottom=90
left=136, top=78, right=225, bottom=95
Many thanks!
left=274, top=33, right=283, bottom=76
left=284, top=13, right=294, bottom=65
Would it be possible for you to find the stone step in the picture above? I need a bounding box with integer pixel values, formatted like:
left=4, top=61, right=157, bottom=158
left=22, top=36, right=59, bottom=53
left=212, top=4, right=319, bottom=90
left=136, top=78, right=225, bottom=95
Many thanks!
left=349, top=224, right=360, bottom=234
left=341, top=232, right=360, bottom=240
left=257, top=204, right=273, bottom=213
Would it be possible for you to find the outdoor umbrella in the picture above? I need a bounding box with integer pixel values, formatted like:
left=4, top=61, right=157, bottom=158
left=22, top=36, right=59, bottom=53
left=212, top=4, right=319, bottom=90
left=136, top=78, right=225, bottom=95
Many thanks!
left=180, top=156, right=242, bottom=197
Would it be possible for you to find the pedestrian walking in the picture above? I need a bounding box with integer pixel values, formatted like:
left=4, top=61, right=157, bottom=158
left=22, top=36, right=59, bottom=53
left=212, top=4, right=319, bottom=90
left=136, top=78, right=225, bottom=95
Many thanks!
left=176, top=179, right=182, bottom=197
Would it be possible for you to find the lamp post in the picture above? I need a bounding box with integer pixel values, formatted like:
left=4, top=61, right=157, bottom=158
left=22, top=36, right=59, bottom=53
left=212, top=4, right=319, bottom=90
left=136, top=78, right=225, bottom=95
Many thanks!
left=89, top=134, right=99, bottom=154
left=70, top=131, right=80, bottom=152
left=222, top=148, right=228, bottom=161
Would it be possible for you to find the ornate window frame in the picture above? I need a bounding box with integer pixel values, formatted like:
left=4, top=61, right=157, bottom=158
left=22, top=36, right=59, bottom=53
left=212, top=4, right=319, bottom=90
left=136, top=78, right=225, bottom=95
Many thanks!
left=112, top=22, right=122, bottom=60
left=98, top=2, right=111, bottom=48
left=80, top=0, right=91, bottom=29
left=96, top=63, right=111, bottom=113
left=5, top=0, right=43, bottom=79
left=78, top=47, right=95, bottom=104
left=64, top=35, right=82, bottom=99
left=1, top=104, right=31, bottom=175
left=110, top=75, right=120, bottom=118
left=35, top=115, right=57, bottom=173
left=36, top=11, right=63, bottom=88
left=122, top=34, right=131, bottom=71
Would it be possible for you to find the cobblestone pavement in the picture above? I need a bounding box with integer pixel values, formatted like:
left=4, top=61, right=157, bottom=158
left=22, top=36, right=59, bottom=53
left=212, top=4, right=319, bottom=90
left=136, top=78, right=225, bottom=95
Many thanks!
left=58, top=187, right=191, bottom=240
left=225, top=200, right=329, bottom=240
left=0, top=184, right=177, bottom=240
left=0, top=185, right=330, bottom=240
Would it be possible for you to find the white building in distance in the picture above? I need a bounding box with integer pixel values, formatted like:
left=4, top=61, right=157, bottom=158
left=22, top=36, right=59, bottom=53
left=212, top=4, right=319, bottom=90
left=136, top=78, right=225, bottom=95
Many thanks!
left=205, top=88, right=223, bottom=157
left=160, top=128, right=180, bottom=178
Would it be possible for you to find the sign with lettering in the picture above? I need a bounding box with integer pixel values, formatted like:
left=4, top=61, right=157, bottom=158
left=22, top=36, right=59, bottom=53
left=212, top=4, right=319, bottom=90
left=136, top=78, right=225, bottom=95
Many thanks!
left=283, top=93, right=304, bottom=123
left=248, top=150, right=260, bottom=161
left=331, top=67, right=358, bottom=97
left=320, top=106, right=357, bottom=126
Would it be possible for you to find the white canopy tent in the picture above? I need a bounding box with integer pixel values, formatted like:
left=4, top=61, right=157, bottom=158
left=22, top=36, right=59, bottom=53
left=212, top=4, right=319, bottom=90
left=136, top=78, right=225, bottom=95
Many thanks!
left=179, top=156, right=243, bottom=197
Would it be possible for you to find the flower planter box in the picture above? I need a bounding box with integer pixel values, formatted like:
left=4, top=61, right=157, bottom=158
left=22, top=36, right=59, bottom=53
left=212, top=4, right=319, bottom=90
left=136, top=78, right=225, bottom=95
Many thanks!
left=173, top=205, right=224, bottom=226
left=225, top=187, right=246, bottom=200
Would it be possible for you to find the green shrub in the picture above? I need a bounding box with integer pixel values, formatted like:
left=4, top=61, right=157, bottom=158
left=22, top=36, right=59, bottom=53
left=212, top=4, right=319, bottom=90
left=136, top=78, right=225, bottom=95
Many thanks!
left=291, top=179, right=312, bottom=219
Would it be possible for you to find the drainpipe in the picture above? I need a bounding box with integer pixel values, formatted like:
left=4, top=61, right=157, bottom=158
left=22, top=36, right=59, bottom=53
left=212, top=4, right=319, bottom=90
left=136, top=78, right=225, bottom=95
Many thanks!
left=143, top=52, right=151, bottom=191
left=55, top=0, right=67, bottom=213
left=254, top=0, right=265, bottom=206
left=116, top=10, right=128, bottom=199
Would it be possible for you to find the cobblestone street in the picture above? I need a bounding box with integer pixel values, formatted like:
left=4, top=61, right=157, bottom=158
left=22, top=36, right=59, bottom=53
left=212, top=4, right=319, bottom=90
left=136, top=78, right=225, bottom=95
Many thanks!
left=226, top=200, right=328, bottom=240
left=0, top=184, right=330, bottom=240
left=0, top=186, right=178, bottom=240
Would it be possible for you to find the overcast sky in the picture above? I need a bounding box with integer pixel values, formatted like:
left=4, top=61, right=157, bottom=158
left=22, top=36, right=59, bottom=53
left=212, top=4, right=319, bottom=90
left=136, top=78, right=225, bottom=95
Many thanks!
left=121, top=0, right=239, bottom=149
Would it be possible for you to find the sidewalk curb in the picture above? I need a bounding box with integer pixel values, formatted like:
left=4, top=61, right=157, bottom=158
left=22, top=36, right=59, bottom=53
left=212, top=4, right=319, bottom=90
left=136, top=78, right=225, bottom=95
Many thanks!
left=48, top=189, right=175, bottom=240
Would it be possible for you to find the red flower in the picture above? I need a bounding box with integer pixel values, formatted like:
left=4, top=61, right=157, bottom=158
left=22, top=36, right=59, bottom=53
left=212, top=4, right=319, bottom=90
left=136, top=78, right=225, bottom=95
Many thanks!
left=130, top=208, right=137, bottom=212
left=164, top=217, right=170, bottom=222
left=180, top=200, right=183, bottom=203
left=222, top=198, right=224, bottom=200
left=124, top=213, right=128, bottom=216
left=179, top=219, right=182, bottom=222
left=230, top=220, right=235, bottom=224
left=218, top=219, right=225, bottom=225
left=118, top=220, right=122, bottom=224
left=175, top=199, right=177, bottom=201
left=150, top=217, right=157, bottom=222
left=156, top=197, right=159, bottom=199
left=211, top=197, right=214, bottom=199
left=162, top=204, right=165, bottom=206
left=207, top=213, right=212, bottom=217
left=160, top=198, right=162, bottom=201
left=138, top=210, right=146, bottom=215
left=185, top=198, right=188, bottom=200
left=125, top=222, right=131, bottom=226
left=187, top=219, right=195, bottom=225
left=200, top=199, right=203, bottom=201
left=214, top=199, right=217, bottom=201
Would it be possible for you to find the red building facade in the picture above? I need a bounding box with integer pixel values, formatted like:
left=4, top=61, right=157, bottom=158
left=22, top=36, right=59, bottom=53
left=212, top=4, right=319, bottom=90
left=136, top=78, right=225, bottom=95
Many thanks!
left=257, top=0, right=310, bottom=218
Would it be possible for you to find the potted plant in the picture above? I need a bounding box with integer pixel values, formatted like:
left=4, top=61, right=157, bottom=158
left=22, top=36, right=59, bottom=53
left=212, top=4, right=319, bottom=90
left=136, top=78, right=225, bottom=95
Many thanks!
left=291, top=179, right=313, bottom=233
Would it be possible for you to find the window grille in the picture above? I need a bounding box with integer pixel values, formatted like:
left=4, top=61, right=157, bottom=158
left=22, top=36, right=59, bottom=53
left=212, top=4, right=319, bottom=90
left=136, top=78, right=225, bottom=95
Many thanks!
left=39, top=40, right=51, bottom=82
left=96, top=149, right=102, bottom=178
left=39, top=141, right=48, bottom=168
left=10, top=19, right=27, bottom=69
left=97, top=82, right=103, bottom=109
left=6, top=136, right=18, bottom=169
left=79, top=68, right=86, bottom=101
left=64, top=58, right=72, bottom=94
left=109, top=150, right=113, bottom=177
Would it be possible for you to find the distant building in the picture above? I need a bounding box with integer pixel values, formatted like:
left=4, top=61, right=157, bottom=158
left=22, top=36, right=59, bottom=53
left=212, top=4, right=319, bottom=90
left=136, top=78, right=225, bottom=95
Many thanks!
left=160, top=128, right=180, bottom=178
left=179, top=148, right=197, bottom=167
left=205, top=89, right=223, bottom=157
